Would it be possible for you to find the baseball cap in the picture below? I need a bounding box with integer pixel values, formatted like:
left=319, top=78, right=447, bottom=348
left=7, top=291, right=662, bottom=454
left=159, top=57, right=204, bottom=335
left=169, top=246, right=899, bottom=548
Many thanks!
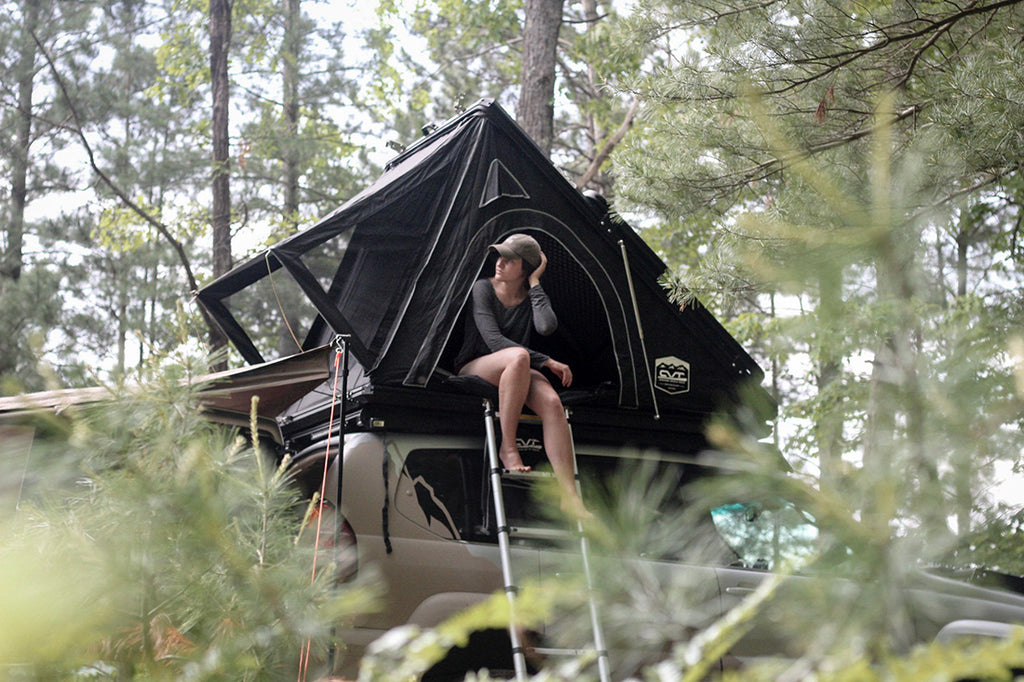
left=488, top=233, right=541, bottom=268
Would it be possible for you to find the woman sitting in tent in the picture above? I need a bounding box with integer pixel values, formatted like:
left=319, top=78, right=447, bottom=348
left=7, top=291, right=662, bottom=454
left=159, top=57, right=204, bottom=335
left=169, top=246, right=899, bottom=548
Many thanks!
left=453, top=233, right=591, bottom=520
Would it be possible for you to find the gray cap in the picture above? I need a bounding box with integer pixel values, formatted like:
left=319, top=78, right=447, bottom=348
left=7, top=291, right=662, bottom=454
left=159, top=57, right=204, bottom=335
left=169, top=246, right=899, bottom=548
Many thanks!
left=488, top=233, right=541, bottom=268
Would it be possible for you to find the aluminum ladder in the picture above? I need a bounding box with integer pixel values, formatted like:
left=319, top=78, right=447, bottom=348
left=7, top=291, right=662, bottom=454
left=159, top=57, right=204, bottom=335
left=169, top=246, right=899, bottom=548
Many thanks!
left=481, top=397, right=612, bottom=682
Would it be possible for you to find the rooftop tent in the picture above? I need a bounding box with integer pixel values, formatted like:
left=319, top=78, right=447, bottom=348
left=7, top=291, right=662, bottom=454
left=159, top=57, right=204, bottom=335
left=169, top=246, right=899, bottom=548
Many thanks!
left=197, top=98, right=768, bottom=440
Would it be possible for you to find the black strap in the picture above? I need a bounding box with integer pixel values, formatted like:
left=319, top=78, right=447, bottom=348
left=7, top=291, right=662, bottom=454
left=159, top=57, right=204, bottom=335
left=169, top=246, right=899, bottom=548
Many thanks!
left=382, top=447, right=392, bottom=554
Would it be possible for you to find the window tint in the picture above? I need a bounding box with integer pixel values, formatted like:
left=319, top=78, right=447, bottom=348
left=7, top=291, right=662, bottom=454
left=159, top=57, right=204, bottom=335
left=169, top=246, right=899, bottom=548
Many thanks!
left=399, top=448, right=726, bottom=557
left=401, top=449, right=484, bottom=541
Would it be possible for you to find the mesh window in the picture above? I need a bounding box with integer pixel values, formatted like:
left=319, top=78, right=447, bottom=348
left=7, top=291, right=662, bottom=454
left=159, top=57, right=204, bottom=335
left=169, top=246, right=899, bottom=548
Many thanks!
left=534, top=234, right=618, bottom=389
left=221, top=259, right=320, bottom=362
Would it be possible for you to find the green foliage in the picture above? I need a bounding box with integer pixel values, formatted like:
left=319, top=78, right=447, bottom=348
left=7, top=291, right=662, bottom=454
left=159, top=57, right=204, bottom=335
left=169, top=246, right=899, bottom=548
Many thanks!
left=0, top=268, right=63, bottom=394
left=364, top=0, right=522, bottom=121
left=152, top=0, right=209, bottom=106
left=958, top=504, right=1024, bottom=577
left=0, top=354, right=379, bottom=679
left=356, top=452, right=1024, bottom=681
left=611, top=0, right=1024, bottom=554
left=715, top=631, right=1024, bottom=682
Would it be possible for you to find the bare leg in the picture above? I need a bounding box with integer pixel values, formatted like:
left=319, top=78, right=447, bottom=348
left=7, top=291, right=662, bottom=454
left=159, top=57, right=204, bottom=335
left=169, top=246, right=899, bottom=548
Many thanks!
left=496, top=349, right=531, bottom=470
left=459, top=347, right=532, bottom=471
left=526, top=371, right=592, bottom=520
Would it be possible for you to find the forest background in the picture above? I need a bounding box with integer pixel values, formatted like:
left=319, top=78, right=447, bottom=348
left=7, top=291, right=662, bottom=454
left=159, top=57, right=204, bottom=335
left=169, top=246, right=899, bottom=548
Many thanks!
left=3, top=0, right=1024, bottom=676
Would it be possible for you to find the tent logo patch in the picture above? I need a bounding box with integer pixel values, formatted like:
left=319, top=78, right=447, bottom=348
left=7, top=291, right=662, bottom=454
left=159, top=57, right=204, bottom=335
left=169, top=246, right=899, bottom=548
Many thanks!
left=654, top=356, right=690, bottom=395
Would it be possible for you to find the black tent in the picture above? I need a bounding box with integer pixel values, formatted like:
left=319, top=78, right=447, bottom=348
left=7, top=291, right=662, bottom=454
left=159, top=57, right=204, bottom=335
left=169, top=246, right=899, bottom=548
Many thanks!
left=197, top=99, right=769, bottom=452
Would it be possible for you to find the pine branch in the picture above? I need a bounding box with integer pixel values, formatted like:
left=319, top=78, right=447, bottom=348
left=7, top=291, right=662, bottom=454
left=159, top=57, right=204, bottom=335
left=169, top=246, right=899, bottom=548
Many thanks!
left=659, top=0, right=1024, bottom=101
left=688, top=104, right=923, bottom=209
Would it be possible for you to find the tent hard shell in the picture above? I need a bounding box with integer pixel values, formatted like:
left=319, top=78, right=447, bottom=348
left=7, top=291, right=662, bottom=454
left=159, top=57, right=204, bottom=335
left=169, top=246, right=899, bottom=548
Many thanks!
left=197, top=98, right=771, bottom=453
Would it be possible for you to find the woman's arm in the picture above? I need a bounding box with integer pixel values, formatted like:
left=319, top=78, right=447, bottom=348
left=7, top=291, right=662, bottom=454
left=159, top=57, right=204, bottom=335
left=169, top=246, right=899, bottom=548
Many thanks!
left=528, top=252, right=557, bottom=336
left=528, top=285, right=558, bottom=336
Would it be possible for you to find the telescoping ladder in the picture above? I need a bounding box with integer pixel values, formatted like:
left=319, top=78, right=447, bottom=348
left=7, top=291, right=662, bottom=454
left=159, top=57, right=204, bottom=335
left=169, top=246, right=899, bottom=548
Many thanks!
left=481, top=397, right=612, bottom=682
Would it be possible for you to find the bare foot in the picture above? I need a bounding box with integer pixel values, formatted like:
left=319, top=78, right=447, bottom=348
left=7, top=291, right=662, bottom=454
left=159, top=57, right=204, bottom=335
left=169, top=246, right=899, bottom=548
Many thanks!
left=561, top=494, right=594, bottom=522
left=499, top=447, right=531, bottom=472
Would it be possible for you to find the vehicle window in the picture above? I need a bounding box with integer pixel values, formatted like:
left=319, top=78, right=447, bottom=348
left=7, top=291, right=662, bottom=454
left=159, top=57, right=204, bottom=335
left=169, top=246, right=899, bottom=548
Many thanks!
left=398, top=448, right=732, bottom=558
left=399, top=449, right=484, bottom=541
left=398, top=448, right=579, bottom=544
left=710, top=501, right=819, bottom=571
left=573, top=455, right=738, bottom=563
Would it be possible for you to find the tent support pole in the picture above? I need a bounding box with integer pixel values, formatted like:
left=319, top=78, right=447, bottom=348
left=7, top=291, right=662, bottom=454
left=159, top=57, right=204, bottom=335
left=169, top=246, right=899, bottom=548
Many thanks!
left=329, top=333, right=350, bottom=673
left=619, top=240, right=661, bottom=420
left=333, top=333, right=349, bottom=548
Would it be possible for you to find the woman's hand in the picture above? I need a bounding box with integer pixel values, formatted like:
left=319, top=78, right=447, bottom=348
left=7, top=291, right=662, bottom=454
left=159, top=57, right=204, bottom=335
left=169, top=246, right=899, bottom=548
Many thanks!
left=529, top=251, right=547, bottom=288
left=545, top=358, right=572, bottom=388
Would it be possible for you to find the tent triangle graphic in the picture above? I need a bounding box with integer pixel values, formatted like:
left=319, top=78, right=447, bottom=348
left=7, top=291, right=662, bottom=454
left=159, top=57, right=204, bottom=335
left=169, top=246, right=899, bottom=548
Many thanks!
left=480, top=159, right=529, bottom=206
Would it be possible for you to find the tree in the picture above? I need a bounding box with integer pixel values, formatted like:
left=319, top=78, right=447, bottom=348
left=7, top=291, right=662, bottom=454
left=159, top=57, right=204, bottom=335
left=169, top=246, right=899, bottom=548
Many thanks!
left=517, top=0, right=563, bottom=157
left=76, top=0, right=212, bottom=378
left=209, top=0, right=232, bottom=278
left=612, top=0, right=1024, bottom=539
left=233, top=0, right=370, bottom=245
left=1, top=352, right=374, bottom=678
left=0, top=0, right=96, bottom=390
left=2, top=0, right=39, bottom=283
left=371, top=0, right=641, bottom=191
left=24, top=0, right=227, bottom=382
left=0, top=0, right=46, bottom=389
left=209, top=0, right=232, bottom=360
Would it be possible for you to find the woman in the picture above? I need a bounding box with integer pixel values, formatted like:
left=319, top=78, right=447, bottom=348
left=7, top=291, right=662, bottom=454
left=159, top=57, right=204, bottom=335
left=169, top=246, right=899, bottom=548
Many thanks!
left=454, top=233, right=590, bottom=519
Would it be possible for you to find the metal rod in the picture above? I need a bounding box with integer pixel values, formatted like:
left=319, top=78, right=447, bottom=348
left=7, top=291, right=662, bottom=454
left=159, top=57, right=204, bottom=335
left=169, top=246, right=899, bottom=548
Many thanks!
left=619, top=240, right=661, bottom=420
left=568, top=410, right=612, bottom=682
left=334, top=334, right=350, bottom=559
left=330, top=334, right=350, bottom=674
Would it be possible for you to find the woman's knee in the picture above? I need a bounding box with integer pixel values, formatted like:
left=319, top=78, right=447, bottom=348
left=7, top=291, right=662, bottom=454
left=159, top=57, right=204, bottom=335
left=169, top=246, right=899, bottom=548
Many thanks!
left=503, top=347, right=531, bottom=371
left=531, top=382, right=564, bottom=416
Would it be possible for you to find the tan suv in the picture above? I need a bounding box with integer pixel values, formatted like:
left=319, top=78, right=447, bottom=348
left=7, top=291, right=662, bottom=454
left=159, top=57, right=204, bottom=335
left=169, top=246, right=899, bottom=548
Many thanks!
left=285, top=415, right=1024, bottom=681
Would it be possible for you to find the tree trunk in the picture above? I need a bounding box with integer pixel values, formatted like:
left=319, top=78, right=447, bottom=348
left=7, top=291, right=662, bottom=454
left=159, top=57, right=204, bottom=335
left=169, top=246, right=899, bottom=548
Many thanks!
left=816, top=267, right=844, bottom=491
left=952, top=209, right=973, bottom=538
left=4, top=0, right=41, bottom=283
left=864, top=228, right=951, bottom=543
left=210, top=0, right=232, bottom=278
left=282, top=0, right=301, bottom=233
left=117, top=279, right=128, bottom=378
left=517, top=0, right=563, bottom=157
left=956, top=224, right=969, bottom=298
left=581, top=0, right=602, bottom=176
left=209, top=0, right=232, bottom=359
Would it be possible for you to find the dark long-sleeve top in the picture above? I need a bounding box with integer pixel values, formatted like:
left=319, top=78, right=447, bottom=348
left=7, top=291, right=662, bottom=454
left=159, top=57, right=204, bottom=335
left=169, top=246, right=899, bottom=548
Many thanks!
left=454, top=278, right=558, bottom=371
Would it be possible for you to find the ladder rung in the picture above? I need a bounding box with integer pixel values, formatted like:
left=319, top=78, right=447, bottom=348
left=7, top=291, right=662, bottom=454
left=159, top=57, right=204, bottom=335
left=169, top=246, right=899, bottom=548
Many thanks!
left=500, top=469, right=555, bottom=481
left=494, top=413, right=543, bottom=424
left=532, top=646, right=599, bottom=657
left=509, top=525, right=573, bottom=541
